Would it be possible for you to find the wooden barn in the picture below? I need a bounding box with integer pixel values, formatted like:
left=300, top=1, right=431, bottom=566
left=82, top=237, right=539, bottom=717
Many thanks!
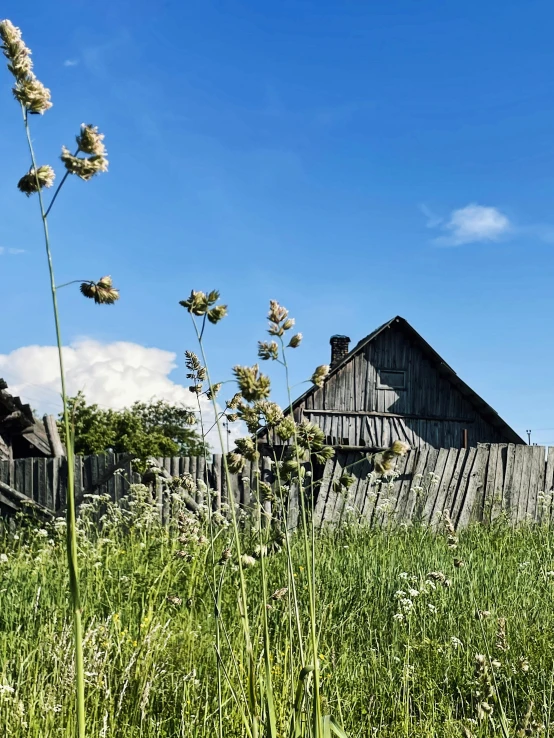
left=264, top=316, right=524, bottom=452
left=0, top=379, right=63, bottom=461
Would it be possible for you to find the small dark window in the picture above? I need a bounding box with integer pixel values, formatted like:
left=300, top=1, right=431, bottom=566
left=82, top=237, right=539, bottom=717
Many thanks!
left=378, top=369, right=406, bottom=390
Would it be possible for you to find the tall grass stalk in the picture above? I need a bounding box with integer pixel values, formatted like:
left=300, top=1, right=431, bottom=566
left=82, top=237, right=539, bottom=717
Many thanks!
left=192, top=365, right=224, bottom=738
left=1, top=19, right=113, bottom=736
left=189, top=312, right=260, bottom=738
left=279, top=337, right=323, bottom=734
left=181, top=294, right=346, bottom=736
left=21, top=107, right=85, bottom=737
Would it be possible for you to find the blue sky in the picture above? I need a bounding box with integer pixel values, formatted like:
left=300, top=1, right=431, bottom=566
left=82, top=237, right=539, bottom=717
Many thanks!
left=1, top=0, right=554, bottom=444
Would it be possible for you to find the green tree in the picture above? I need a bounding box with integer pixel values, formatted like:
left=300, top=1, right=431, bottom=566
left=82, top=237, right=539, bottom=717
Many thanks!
left=59, top=392, right=209, bottom=458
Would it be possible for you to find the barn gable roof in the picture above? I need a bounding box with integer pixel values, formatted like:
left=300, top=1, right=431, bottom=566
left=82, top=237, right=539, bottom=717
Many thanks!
left=289, top=316, right=525, bottom=445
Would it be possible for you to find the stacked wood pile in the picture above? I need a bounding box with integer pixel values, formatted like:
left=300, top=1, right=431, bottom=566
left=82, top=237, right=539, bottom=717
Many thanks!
left=0, top=379, right=63, bottom=461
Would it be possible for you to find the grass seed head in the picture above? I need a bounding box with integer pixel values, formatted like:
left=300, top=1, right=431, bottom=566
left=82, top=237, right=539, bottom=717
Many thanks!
left=268, top=299, right=288, bottom=324
left=226, top=452, right=245, bottom=474
left=17, top=165, right=55, bottom=195
left=205, top=383, right=221, bottom=400
left=234, top=436, right=259, bottom=462
left=80, top=276, right=119, bottom=305
left=61, top=146, right=108, bottom=180
left=275, top=417, right=296, bottom=441
left=233, top=364, right=271, bottom=402
left=207, top=304, right=227, bottom=324
left=76, top=124, right=106, bottom=156
left=258, top=341, right=279, bottom=361
left=0, top=20, right=32, bottom=79
left=311, top=364, right=330, bottom=388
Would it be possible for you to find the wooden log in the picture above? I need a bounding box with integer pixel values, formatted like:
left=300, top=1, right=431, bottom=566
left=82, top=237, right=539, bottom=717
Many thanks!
left=0, top=479, right=53, bottom=519
left=43, top=414, right=64, bottom=457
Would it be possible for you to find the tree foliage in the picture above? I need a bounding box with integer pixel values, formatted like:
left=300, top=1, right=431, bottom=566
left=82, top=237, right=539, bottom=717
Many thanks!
left=59, top=392, right=208, bottom=458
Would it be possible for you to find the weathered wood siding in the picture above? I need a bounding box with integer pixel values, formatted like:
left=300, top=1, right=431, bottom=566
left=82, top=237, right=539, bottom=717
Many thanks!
left=297, top=324, right=508, bottom=449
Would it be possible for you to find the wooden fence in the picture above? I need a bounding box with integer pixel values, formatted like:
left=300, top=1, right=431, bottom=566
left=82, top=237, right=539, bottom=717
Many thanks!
left=2, top=444, right=554, bottom=528
left=0, top=452, right=275, bottom=521
left=314, top=444, right=554, bottom=529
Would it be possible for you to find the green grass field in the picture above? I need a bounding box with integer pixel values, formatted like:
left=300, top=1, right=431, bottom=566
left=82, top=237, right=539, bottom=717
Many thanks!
left=2, top=491, right=554, bottom=737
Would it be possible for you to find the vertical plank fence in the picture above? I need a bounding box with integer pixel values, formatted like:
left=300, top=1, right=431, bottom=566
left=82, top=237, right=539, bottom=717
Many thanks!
left=2, top=444, right=554, bottom=529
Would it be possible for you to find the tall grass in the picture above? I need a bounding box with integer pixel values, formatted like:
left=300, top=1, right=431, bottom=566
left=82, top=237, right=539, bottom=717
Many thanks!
left=180, top=292, right=343, bottom=737
left=1, top=504, right=554, bottom=737
left=1, top=17, right=114, bottom=737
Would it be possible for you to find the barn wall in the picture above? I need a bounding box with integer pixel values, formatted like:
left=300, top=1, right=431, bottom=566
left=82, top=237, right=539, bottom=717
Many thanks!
left=297, top=324, right=507, bottom=449
left=297, top=411, right=505, bottom=449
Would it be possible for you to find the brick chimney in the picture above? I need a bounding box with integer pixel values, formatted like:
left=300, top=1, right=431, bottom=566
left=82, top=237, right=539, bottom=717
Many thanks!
left=330, top=335, right=350, bottom=370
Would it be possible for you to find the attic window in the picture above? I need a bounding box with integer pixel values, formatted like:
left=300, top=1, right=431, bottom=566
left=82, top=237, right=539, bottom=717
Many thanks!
left=378, top=369, right=406, bottom=390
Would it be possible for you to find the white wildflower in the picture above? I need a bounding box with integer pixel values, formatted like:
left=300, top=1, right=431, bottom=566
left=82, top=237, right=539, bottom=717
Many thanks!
left=0, top=553, right=8, bottom=564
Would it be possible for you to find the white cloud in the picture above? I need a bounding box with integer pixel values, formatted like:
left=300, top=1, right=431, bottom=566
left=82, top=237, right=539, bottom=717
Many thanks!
left=419, top=203, right=443, bottom=229
left=63, top=59, right=79, bottom=67
left=0, top=339, right=242, bottom=452
left=431, top=204, right=511, bottom=246
left=0, top=247, right=25, bottom=255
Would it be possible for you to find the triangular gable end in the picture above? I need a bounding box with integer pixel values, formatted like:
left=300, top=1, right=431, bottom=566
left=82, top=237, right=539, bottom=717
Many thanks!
left=272, top=316, right=524, bottom=449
